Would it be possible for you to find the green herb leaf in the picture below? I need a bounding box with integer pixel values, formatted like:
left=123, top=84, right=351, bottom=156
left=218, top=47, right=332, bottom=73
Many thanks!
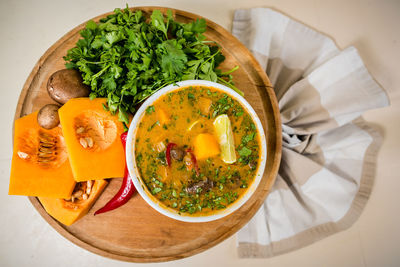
left=152, top=187, right=162, bottom=194
left=147, top=121, right=160, bottom=131
left=191, top=19, right=207, bottom=34
left=242, top=132, right=255, bottom=144
left=118, top=107, right=129, bottom=125
left=64, top=6, right=240, bottom=125
left=151, top=10, right=168, bottom=38
left=146, top=105, right=155, bottom=114
left=159, top=40, right=188, bottom=75
left=238, top=146, right=252, bottom=157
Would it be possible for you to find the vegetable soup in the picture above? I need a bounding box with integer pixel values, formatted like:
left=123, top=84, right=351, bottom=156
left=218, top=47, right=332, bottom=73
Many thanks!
left=135, top=86, right=260, bottom=215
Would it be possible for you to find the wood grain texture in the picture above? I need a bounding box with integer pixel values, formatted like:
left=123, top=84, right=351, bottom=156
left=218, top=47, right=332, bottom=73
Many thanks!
left=14, top=7, right=282, bottom=262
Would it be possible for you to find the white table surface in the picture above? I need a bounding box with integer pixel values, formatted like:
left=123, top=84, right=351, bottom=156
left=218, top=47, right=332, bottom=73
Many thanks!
left=1, top=0, right=399, bottom=266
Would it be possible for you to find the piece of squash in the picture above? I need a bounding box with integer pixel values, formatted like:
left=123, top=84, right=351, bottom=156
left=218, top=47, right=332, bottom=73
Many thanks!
left=9, top=112, right=76, bottom=198
left=157, top=107, right=170, bottom=125
left=59, top=98, right=126, bottom=181
left=193, top=133, right=220, bottom=160
left=198, top=97, right=212, bottom=115
left=39, top=179, right=108, bottom=226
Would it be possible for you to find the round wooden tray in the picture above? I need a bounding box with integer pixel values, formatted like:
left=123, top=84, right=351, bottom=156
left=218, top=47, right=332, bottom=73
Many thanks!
left=14, top=7, right=281, bottom=262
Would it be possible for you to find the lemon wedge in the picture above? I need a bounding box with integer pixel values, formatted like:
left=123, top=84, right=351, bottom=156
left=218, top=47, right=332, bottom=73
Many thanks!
left=213, top=114, right=236, bottom=164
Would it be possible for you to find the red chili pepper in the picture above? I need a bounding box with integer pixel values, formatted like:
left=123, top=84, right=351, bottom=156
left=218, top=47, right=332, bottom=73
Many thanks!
left=166, top=143, right=177, bottom=167
left=186, top=148, right=200, bottom=176
left=94, top=132, right=136, bottom=215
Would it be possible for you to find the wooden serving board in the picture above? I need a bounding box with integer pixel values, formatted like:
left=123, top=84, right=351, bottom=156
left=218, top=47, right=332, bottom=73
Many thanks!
left=14, top=7, right=281, bottom=262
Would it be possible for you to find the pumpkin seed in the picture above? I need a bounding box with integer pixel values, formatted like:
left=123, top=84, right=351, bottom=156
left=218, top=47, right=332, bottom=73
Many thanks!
left=40, top=140, right=54, bottom=145
left=73, top=190, right=83, bottom=198
left=37, top=152, right=54, bottom=158
left=76, top=127, right=85, bottom=134
left=38, top=147, right=53, bottom=153
left=39, top=132, right=52, bottom=140
left=79, top=137, right=88, bottom=148
left=37, top=157, right=56, bottom=163
left=17, top=151, right=29, bottom=159
left=39, top=135, right=55, bottom=144
left=85, top=137, right=94, bottom=148
left=82, top=193, right=88, bottom=200
left=86, top=180, right=93, bottom=194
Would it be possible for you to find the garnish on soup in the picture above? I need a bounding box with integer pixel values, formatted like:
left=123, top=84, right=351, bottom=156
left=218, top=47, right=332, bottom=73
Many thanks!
left=135, top=86, right=260, bottom=215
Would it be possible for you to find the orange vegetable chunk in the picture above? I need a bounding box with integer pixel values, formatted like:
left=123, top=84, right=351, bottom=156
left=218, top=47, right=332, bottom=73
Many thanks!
left=9, top=112, right=76, bottom=198
left=193, top=133, right=220, bottom=160
left=157, top=108, right=170, bottom=125
left=39, top=179, right=108, bottom=225
left=198, top=97, right=212, bottom=115
left=59, top=98, right=126, bottom=181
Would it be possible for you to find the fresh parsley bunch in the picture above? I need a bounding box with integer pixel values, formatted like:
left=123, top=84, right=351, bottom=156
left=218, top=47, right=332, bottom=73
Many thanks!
left=64, top=7, right=240, bottom=126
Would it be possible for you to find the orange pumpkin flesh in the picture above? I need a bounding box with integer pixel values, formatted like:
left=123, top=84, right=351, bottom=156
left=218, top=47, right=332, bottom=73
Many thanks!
left=39, top=179, right=108, bottom=226
left=59, top=98, right=126, bottom=181
left=9, top=112, right=76, bottom=198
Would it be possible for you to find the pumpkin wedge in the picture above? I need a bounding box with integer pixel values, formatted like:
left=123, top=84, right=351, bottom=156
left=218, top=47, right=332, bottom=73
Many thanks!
left=9, top=112, right=76, bottom=198
left=59, top=98, right=126, bottom=181
left=39, top=179, right=108, bottom=226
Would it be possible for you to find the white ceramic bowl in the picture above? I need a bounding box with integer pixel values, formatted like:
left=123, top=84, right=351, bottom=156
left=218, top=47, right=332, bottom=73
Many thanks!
left=126, top=80, right=267, bottom=222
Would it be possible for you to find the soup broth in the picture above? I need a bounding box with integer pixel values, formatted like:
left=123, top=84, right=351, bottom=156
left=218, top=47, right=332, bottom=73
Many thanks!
left=135, top=86, right=260, bottom=215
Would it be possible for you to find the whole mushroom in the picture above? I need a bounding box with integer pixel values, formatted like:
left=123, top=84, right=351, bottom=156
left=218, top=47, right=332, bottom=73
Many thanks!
left=47, top=69, right=90, bottom=104
left=37, top=104, right=61, bottom=129
left=170, top=146, right=185, bottom=161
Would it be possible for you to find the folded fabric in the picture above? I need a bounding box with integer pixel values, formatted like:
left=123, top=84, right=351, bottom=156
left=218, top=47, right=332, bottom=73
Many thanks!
left=232, top=8, right=389, bottom=258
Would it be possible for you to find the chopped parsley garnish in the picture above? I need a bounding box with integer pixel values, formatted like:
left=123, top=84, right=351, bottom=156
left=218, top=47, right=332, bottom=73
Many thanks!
left=146, top=105, right=155, bottom=114
left=238, top=146, right=252, bottom=157
left=152, top=188, right=162, bottom=195
left=147, top=121, right=160, bottom=131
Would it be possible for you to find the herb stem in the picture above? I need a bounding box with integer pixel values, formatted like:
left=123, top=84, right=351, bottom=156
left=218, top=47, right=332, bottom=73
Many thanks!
left=221, top=65, right=239, bottom=75
left=217, top=77, right=244, bottom=96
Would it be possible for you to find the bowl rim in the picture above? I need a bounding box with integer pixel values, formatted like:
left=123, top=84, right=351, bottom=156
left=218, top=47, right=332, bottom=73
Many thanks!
left=126, top=80, right=267, bottom=222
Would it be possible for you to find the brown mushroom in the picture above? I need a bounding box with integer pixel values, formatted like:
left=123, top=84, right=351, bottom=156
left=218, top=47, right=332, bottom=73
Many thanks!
left=47, top=69, right=90, bottom=104
left=170, top=146, right=185, bottom=161
left=37, top=104, right=61, bottom=129
left=185, top=178, right=214, bottom=195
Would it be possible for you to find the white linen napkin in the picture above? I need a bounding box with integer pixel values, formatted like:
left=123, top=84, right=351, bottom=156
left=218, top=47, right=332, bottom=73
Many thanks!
left=232, top=8, right=389, bottom=258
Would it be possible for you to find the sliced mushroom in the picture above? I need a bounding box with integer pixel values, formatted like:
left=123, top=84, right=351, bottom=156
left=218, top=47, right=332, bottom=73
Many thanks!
left=186, top=178, right=214, bottom=195
left=171, top=147, right=185, bottom=161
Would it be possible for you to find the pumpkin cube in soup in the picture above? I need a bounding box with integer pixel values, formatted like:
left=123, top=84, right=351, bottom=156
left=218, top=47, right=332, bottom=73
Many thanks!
left=9, top=112, right=76, bottom=198
left=198, top=97, right=212, bottom=115
left=194, top=133, right=220, bottom=160
left=157, top=108, right=170, bottom=125
left=58, top=98, right=126, bottom=181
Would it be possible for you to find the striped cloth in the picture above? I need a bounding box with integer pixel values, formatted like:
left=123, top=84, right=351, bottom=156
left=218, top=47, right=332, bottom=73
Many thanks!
left=232, top=8, right=389, bottom=258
